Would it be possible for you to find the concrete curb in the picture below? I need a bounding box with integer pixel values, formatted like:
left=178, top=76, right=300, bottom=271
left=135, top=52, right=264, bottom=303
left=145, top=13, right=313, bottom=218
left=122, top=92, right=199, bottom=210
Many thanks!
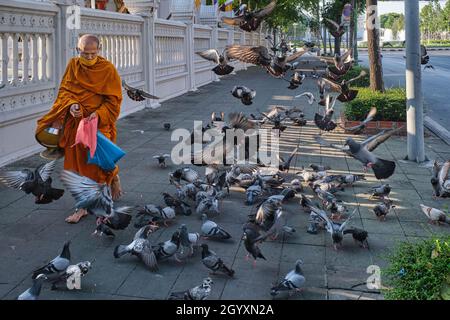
left=358, top=47, right=450, bottom=52
left=424, top=116, right=450, bottom=146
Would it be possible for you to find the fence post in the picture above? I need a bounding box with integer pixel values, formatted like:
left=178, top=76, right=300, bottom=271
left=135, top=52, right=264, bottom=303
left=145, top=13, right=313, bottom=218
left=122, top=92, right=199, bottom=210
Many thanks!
left=186, top=21, right=197, bottom=92
left=141, top=12, right=160, bottom=108
left=211, top=26, right=220, bottom=82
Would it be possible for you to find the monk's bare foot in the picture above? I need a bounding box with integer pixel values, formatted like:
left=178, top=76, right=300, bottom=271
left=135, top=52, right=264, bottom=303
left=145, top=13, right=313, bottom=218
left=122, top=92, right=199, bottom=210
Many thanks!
left=65, top=209, right=88, bottom=224
left=111, top=175, right=123, bottom=201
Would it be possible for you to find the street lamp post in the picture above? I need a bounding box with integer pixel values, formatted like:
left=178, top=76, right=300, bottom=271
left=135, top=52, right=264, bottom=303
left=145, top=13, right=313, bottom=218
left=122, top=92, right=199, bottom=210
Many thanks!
left=405, top=0, right=425, bottom=163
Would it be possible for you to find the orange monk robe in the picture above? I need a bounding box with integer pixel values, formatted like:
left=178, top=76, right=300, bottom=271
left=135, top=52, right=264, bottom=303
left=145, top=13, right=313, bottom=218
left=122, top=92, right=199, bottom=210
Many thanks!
left=36, top=56, right=123, bottom=185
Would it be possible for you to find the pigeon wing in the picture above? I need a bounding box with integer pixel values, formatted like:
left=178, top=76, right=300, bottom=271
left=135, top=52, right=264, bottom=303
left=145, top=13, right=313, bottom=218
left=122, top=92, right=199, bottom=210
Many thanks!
left=254, top=0, right=277, bottom=18
left=37, top=160, right=57, bottom=182
left=0, top=169, right=32, bottom=190
left=364, top=127, right=403, bottom=152
left=196, top=49, right=220, bottom=64
left=225, top=45, right=271, bottom=66
left=221, top=16, right=245, bottom=26
left=286, top=48, right=309, bottom=63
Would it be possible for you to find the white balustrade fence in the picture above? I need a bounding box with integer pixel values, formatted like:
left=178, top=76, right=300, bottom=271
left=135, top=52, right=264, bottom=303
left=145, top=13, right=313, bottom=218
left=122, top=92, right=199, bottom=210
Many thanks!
left=0, top=0, right=269, bottom=167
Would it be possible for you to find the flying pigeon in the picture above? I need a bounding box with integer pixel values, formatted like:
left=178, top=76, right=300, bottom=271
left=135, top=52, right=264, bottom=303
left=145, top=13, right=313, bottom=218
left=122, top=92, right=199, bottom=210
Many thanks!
left=231, top=85, right=256, bottom=105
left=321, top=71, right=367, bottom=102
left=122, top=80, right=159, bottom=101
left=0, top=160, right=64, bottom=204
left=196, top=49, right=234, bottom=75
left=315, top=128, right=402, bottom=180
left=294, top=92, right=316, bottom=105
left=200, top=244, right=235, bottom=277
left=314, top=94, right=337, bottom=131
left=153, top=154, right=170, bottom=168
left=287, top=72, right=305, bottom=90
left=339, top=107, right=377, bottom=134
left=32, top=241, right=71, bottom=279
left=324, top=17, right=347, bottom=38
left=60, top=170, right=132, bottom=235
left=270, top=260, right=305, bottom=297
left=221, top=0, right=277, bottom=32
left=168, top=277, right=213, bottom=300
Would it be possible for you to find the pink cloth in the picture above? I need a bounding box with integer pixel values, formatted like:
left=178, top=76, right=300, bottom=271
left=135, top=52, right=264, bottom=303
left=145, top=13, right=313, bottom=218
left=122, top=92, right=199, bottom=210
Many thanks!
left=71, top=116, right=98, bottom=158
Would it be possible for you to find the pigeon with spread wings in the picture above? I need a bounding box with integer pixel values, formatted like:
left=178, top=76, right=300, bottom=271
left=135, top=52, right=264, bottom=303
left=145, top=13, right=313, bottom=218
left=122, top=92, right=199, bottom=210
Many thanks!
left=324, top=17, right=347, bottom=38
left=221, top=0, right=277, bottom=32
left=321, top=71, right=367, bottom=102
left=122, top=80, right=159, bottom=101
left=339, top=107, right=377, bottom=134
left=0, top=160, right=64, bottom=204
left=196, top=49, right=234, bottom=76
left=315, top=128, right=403, bottom=179
left=60, top=170, right=132, bottom=236
left=314, top=94, right=337, bottom=132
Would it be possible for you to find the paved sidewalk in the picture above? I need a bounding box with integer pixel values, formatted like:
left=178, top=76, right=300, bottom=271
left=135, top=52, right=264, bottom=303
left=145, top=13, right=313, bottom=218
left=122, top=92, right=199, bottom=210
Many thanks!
left=0, top=66, right=449, bottom=300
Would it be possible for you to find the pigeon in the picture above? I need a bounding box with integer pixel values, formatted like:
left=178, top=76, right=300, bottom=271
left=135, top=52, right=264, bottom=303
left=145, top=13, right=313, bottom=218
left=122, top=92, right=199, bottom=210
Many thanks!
left=339, top=107, right=377, bottom=134
left=231, top=86, right=256, bottom=105
left=60, top=170, right=133, bottom=235
left=176, top=224, right=200, bottom=260
left=0, top=160, right=64, bottom=204
left=196, top=49, right=234, bottom=75
left=315, top=128, right=402, bottom=180
left=294, top=92, right=316, bottom=105
left=92, top=223, right=116, bottom=237
left=135, top=204, right=176, bottom=228
left=431, top=160, right=450, bottom=198
left=211, top=112, right=225, bottom=123
left=270, top=260, right=305, bottom=296
left=200, top=244, right=235, bottom=277
left=311, top=205, right=356, bottom=250
left=201, top=214, right=231, bottom=240
left=253, top=196, right=283, bottom=231
left=169, top=167, right=200, bottom=185
left=196, top=190, right=225, bottom=216
left=321, top=49, right=354, bottom=76
left=162, top=192, right=192, bottom=216
left=242, top=222, right=267, bottom=265
left=32, top=241, right=71, bottom=279
left=122, top=80, right=159, bottom=101
left=277, top=144, right=299, bottom=172
left=370, top=184, right=392, bottom=199
left=373, top=199, right=395, bottom=221
left=309, top=164, right=331, bottom=172
left=314, top=94, right=337, bottom=131
left=153, top=154, right=170, bottom=168
left=221, top=0, right=277, bottom=32
left=321, top=71, right=367, bottom=102
left=226, top=45, right=308, bottom=78
left=114, top=227, right=180, bottom=271
left=343, top=227, right=369, bottom=248
left=168, top=277, right=213, bottom=300
left=49, top=261, right=93, bottom=290
left=324, top=17, right=347, bottom=38
left=287, top=72, right=305, bottom=89
left=297, top=168, right=322, bottom=182
left=337, top=174, right=366, bottom=185
left=419, top=204, right=450, bottom=225
left=246, top=182, right=263, bottom=205
left=290, top=179, right=303, bottom=192
left=17, top=274, right=47, bottom=300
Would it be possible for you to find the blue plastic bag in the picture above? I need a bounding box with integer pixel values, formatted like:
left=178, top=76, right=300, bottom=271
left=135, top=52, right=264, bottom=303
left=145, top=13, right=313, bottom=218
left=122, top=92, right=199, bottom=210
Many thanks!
left=87, top=132, right=126, bottom=171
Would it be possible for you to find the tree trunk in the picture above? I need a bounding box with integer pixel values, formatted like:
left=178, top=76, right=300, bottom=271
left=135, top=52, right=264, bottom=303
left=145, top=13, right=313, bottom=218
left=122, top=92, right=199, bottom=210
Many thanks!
left=366, top=0, right=384, bottom=92
left=334, top=36, right=341, bottom=55
left=352, top=0, right=359, bottom=64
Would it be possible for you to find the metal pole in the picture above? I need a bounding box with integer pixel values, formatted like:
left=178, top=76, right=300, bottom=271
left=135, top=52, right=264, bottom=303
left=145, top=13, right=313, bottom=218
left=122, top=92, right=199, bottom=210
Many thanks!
left=405, top=0, right=425, bottom=162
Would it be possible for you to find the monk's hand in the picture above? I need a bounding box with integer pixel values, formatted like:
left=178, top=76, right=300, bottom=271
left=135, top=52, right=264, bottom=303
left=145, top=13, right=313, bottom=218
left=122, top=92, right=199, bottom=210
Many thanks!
left=88, top=112, right=98, bottom=121
left=70, top=104, right=82, bottom=118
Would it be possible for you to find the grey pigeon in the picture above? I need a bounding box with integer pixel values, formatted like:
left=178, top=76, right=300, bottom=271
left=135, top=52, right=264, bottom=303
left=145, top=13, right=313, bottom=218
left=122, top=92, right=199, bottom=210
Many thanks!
left=271, top=260, right=305, bottom=296
left=169, top=167, right=200, bottom=185
left=431, top=160, right=450, bottom=198
left=135, top=204, right=175, bottom=228
left=315, top=128, right=402, bottom=179
left=17, top=274, right=47, bottom=300
left=176, top=224, right=200, bottom=260
left=314, top=94, right=337, bottom=132
left=242, top=222, right=267, bottom=265
left=278, top=144, right=299, bottom=172
left=153, top=154, right=170, bottom=168
left=343, top=227, right=369, bottom=248
left=231, top=85, right=256, bottom=105
left=0, top=160, right=64, bottom=204
left=196, top=49, right=234, bottom=75
left=60, top=170, right=132, bottom=233
left=201, top=214, right=231, bottom=240
left=370, top=184, right=391, bottom=199
left=168, top=277, right=213, bottom=300
left=49, top=261, right=93, bottom=290
left=162, top=192, right=192, bottom=216
left=32, top=241, right=71, bottom=279
left=200, top=244, right=235, bottom=277
left=339, top=107, right=377, bottom=134
left=373, top=199, right=395, bottom=221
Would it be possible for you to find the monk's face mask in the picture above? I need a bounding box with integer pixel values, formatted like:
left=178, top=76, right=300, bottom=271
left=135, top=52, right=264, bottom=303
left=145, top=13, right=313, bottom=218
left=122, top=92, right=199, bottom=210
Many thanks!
left=79, top=55, right=98, bottom=67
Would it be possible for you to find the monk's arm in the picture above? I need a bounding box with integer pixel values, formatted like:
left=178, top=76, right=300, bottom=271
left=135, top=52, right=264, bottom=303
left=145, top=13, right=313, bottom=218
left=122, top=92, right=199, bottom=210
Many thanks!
left=95, top=67, right=122, bottom=125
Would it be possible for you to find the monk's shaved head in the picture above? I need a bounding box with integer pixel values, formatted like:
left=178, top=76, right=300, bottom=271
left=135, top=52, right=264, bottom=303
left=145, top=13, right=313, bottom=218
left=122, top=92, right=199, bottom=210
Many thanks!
left=78, top=34, right=100, bottom=50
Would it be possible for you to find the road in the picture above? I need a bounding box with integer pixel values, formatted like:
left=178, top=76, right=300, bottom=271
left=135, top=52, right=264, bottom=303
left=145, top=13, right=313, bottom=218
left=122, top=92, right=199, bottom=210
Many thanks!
left=359, top=50, right=450, bottom=130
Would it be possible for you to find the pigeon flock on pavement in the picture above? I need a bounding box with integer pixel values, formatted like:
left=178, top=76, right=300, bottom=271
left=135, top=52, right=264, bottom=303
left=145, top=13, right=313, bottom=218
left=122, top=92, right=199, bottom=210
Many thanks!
left=0, top=0, right=448, bottom=301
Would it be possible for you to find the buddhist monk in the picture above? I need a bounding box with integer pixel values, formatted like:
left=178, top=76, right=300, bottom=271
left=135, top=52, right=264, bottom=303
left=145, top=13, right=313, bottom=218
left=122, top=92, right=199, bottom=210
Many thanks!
left=36, top=34, right=123, bottom=223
